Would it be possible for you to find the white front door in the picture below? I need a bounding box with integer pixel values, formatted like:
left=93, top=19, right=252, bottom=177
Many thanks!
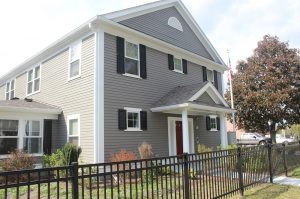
left=167, top=117, right=194, bottom=156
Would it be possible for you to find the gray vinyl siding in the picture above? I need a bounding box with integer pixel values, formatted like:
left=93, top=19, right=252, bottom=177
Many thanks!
left=119, top=7, right=214, bottom=62
left=13, top=35, right=95, bottom=163
left=217, top=72, right=223, bottom=95
left=194, top=116, right=221, bottom=149
left=195, top=92, right=219, bottom=106
left=104, top=33, right=221, bottom=160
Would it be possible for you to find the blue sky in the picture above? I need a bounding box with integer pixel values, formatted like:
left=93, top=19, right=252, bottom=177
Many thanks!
left=0, top=0, right=299, bottom=77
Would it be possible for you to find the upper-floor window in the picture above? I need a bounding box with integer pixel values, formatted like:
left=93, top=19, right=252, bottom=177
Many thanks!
left=69, top=42, right=81, bottom=80
left=27, top=66, right=40, bottom=95
left=173, top=57, right=183, bottom=73
left=125, top=40, right=140, bottom=77
left=207, top=69, right=214, bottom=83
left=5, top=79, right=15, bottom=100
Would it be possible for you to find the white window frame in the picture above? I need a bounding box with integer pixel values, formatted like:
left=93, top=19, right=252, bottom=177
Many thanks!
left=207, top=69, right=214, bottom=83
left=23, top=120, right=43, bottom=154
left=67, top=114, right=80, bottom=145
left=68, top=41, right=82, bottom=81
left=124, top=40, right=140, bottom=78
left=0, top=119, right=19, bottom=156
left=173, top=57, right=183, bottom=73
left=209, top=115, right=218, bottom=131
left=26, top=65, right=41, bottom=96
left=124, top=107, right=142, bottom=131
left=5, top=79, right=16, bottom=100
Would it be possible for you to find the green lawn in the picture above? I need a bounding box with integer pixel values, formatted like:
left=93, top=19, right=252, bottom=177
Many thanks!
left=290, top=167, right=300, bottom=178
left=229, top=183, right=300, bottom=199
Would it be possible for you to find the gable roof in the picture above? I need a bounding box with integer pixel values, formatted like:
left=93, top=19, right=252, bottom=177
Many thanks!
left=152, top=81, right=229, bottom=109
left=103, top=0, right=225, bottom=65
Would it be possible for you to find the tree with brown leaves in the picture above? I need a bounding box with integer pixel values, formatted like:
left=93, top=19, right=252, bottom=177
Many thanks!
left=226, top=35, right=300, bottom=143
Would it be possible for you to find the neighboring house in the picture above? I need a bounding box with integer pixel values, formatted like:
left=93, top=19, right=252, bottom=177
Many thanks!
left=226, top=120, right=244, bottom=139
left=0, top=0, right=234, bottom=163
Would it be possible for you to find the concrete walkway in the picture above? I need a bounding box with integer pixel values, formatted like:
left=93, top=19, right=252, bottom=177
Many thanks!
left=274, top=176, right=300, bottom=187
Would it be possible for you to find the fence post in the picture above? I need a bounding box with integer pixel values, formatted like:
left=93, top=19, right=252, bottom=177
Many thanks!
left=282, top=143, right=288, bottom=176
left=267, top=144, right=273, bottom=183
left=237, top=147, right=244, bottom=196
left=71, top=162, right=79, bottom=199
left=182, top=153, right=190, bottom=199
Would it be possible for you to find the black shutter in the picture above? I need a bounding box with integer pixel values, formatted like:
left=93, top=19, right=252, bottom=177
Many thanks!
left=182, top=59, right=187, bottom=74
left=206, top=116, right=211, bottom=130
left=139, top=44, right=147, bottom=79
left=43, top=119, right=52, bottom=155
left=140, top=111, right=147, bottom=130
left=116, top=37, right=125, bottom=74
left=214, top=70, right=218, bottom=89
left=168, top=54, right=174, bottom=70
left=217, top=117, right=220, bottom=130
left=118, top=109, right=127, bottom=130
left=203, top=66, right=207, bottom=81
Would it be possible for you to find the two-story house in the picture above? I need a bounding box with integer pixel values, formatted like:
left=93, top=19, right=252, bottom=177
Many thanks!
left=0, top=0, right=234, bottom=163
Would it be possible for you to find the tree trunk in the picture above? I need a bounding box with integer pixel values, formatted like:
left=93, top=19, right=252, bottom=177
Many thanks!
left=270, top=123, right=276, bottom=143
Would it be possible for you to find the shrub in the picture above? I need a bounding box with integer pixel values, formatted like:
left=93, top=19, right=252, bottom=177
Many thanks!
left=61, top=143, right=82, bottom=166
left=197, top=144, right=212, bottom=153
left=1, top=150, right=35, bottom=171
left=138, top=142, right=153, bottom=159
left=42, top=143, right=82, bottom=167
left=110, top=149, right=137, bottom=162
left=42, top=149, right=64, bottom=167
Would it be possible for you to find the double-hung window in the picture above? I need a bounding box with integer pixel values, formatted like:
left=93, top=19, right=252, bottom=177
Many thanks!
left=209, top=116, right=217, bottom=131
left=24, top=120, right=42, bottom=154
left=69, top=42, right=81, bottom=80
left=0, top=120, right=19, bottom=155
left=5, top=80, right=15, bottom=100
left=27, top=66, right=41, bottom=95
left=124, top=41, right=140, bottom=76
left=67, top=115, right=80, bottom=146
left=125, top=108, right=141, bottom=131
left=207, top=69, right=214, bottom=83
left=173, top=57, right=183, bottom=73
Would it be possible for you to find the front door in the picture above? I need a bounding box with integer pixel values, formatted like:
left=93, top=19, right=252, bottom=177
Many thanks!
left=175, top=121, right=183, bottom=155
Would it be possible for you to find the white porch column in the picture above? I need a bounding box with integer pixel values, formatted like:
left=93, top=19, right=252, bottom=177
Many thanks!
left=182, top=109, right=190, bottom=153
left=220, top=113, right=228, bottom=147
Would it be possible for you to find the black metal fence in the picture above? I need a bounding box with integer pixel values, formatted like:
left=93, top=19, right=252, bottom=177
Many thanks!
left=0, top=143, right=300, bottom=199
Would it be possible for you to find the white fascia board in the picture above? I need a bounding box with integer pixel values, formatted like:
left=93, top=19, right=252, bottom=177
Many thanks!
left=97, top=17, right=227, bottom=72
left=0, top=110, right=59, bottom=120
left=0, top=17, right=98, bottom=85
left=151, top=102, right=235, bottom=113
left=0, top=106, right=61, bottom=115
left=188, top=82, right=230, bottom=107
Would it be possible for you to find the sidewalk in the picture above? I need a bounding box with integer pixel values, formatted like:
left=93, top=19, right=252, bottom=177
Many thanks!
left=273, top=176, right=300, bottom=187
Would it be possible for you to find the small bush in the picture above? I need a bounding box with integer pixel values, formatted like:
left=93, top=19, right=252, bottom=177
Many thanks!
left=61, top=143, right=82, bottom=166
left=138, top=142, right=153, bottom=159
left=2, top=150, right=35, bottom=171
left=110, top=149, right=137, bottom=162
left=197, top=144, right=212, bottom=153
left=42, top=149, right=64, bottom=167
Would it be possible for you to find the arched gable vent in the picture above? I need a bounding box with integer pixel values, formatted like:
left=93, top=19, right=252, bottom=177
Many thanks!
left=168, top=17, right=183, bottom=32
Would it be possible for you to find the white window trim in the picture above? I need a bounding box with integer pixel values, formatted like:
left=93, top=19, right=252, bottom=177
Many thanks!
left=209, top=115, right=218, bottom=131
left=67, top=114, right=81, bottom=145
left=173, top=57, right=184, bottom=74
left=5, top=79, right=16, bottom=100
left=124, top=107, right=142, bottom=132
left=207, top=69, right=215, bottom=83
left=124, top=40, right=140, bottom=78
left=26, top=65, right=41, bottom=97
left=68, top=41, right=82, bottom=81
left=23, top=120, right=43, bottom=154
left=0, top=119, right=44, bottom=158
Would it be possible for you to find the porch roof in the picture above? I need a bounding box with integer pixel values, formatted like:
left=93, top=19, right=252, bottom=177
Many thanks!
left=0, top=99, right=62, bottom=115
left=151, top=81, right=235, bottom=113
